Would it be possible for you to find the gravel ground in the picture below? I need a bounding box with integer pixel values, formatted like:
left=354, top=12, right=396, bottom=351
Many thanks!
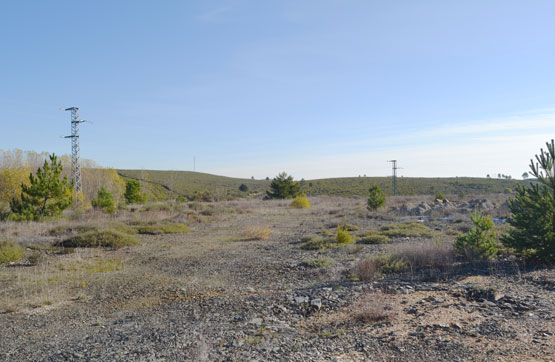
left=1, top=196, right=553, bottom=361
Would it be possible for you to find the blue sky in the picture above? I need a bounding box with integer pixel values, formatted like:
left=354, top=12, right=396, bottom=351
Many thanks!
left=1, top=0, right=554, bottom=179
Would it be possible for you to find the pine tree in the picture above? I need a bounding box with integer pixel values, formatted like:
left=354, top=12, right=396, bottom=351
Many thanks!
left=10, top=154, right=73, bottom=220
left=455, top=211, right=497, bottom=260
left=502, top=139, right=555, bottom=262
left=124, top=180, right=146, bottom=204
left=266, top=172, right=300, bottom=199
left=367, top=185, right=386, bottom=211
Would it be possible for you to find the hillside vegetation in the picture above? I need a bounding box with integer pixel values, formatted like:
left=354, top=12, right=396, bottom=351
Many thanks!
left=117, top=169, right=525, bottom=201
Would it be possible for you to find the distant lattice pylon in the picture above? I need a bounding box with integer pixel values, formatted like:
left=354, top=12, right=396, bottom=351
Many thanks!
left=63, top=107, right=87, bottom=192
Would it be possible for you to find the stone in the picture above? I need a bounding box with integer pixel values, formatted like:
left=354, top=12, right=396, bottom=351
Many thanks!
left=248, top=317, right=263, bottom=326
left=310, top=299, right=322, bottom=310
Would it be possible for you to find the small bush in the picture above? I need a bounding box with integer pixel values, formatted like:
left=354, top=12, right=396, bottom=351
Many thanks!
left=239, top=184, right=248, bottom=192
left=0, top=240, right=24, bottom=263
left=455, top=211, right=497, bottom=260
left=300, top=236, right=329, bottom=250
left=354, top=258, right=383, bottom=281
left=244, top=226, right=271, bottom=240
left=61, top=230, right=139, bottom=249
left=367, top=185, right=386, bottom=212
left=435, top=191, right=446, bottom=201
left=354, top=254, right=408, bottom=281
left=92, top=186, right=116, bottom=213
left=336, top=226, right=353, bottom=244
left=27, top=252, right=43, bottom=266
left=303, top=257, right=334, bottom=268
left=392, top=240, right=455, bottom=270
left=374, top=254, right=408, bottom=273
left=124, top=180, right=146, bottom=204
left=290, top=194, right=310, bottom=209
left=358, top=231, right=390, bottom=244
left=355, top=293, right=393, bottom=324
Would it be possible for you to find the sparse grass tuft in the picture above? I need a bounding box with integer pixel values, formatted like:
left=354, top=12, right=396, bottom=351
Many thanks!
left=379, top=222, right=435, bottom=238
left=341, top=222, right=359, bottom=231
left=47, top=224, right=98, bottom=236
left=358, top=231, right=391, bottom=244
left=60, top=230, right=139, bottom=249
left=0, top=240, right=24, bottom=263
left=392, top=239, right=455, bottom=270
left=300, top=236, right=328, bottom=250
left=107, top=222, right=139, bottom=235
left=353, top=254, right=408, bottom=281
left=135, top=223, right=189, bottom=235
left=244, top=226, right=271, bottom=240
left=354, top=293, right=394, bottom=324
left=303, top=256, right=334, bottom=268
left=86, top=258, right=123, bottom=273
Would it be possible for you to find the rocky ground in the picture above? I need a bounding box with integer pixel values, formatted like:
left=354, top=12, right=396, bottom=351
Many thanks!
left=0, top=196, right=553, bottom=361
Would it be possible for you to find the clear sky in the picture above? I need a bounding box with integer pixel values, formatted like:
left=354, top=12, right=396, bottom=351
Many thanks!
left=1, top=0, right=554, bottom=179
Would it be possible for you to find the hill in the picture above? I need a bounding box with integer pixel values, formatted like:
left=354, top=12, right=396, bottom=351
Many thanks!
left=116, top=170, right=525, bottom=201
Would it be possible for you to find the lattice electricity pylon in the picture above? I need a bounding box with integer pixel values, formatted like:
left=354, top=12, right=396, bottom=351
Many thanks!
left=387, top=160, right=401, bottom=196
left=63, top=107, right=86, bottom=192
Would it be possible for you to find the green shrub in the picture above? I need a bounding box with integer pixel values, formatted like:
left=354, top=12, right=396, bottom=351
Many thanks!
left=379, top=222, right=435, bottom=238
left=266, top=172, right=300, bottom=199
left=290, top=194, right=310, bottom=209
left=367, top=185, right=386, bottom=211
left=0, top=240, right=24, bottom=263
left=61, top=230, right=139, bottom=249
left=502, top=139, right=555, bottom=262
left=336, top=226, right=353, bottom=244
left=358, top=232, right=390, bottom=244
left=455, top=211, right=497, bottom=260
left=124, top=180, right=146, bottom=204
left=92, top=186, right=115, bottom=213
left=435, top=191, right=446, bottom=201
left=239, top=184, right=248, bottom=192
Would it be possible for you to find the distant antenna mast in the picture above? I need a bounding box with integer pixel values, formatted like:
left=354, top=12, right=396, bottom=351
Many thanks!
left=387, top=160, right=401, bottom=196
left=193, top=156, right=196, bottom=172
left=63, top=107, right=87, bottom=192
